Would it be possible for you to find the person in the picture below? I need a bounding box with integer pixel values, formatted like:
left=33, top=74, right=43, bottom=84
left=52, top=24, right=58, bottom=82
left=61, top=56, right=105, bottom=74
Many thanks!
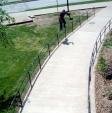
left=59, top=9, right=72, bottom=30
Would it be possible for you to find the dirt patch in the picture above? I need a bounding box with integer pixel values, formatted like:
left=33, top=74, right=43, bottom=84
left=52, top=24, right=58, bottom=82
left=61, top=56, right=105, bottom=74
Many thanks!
left=33, top=8, right=102, bottom=27
left=10, top=8, right=103, bottom=28
left=95, top=71, right=112, bottom=113
left=33, top=14, right=58, bottom=27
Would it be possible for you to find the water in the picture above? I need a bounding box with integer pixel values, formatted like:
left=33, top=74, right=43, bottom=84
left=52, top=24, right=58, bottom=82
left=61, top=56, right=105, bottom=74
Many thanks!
left=2, top=0, right=93, bottom=13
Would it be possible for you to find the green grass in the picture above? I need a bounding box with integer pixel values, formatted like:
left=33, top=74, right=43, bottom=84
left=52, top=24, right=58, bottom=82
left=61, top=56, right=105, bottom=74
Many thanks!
left=103, top=34, right=112, bottom=48
left=0, top=24, right=58, bottom=97
left=97, top=56, right=108, bottom=73
left=0, top=24, right=58, bottom=112
left=0, top=14, right=87, bottom=113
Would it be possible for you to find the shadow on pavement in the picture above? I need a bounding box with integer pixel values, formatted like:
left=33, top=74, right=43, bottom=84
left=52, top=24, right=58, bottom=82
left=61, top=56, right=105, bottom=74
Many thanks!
left=62, top=38, right=74, bottom=45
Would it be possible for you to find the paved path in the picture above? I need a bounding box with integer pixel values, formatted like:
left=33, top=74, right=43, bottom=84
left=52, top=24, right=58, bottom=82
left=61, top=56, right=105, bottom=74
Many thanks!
left=21, top=5, right=112, bottom=113
left=8, top=1, right=112, bottom=24
left=4, top=0, right=93, bottom=13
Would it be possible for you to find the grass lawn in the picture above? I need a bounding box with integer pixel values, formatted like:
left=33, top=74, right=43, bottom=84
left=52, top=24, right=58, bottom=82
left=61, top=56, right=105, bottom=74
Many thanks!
left=0, top=13, right=88, bottom=113
left=0, top=24, right=58, bottom=113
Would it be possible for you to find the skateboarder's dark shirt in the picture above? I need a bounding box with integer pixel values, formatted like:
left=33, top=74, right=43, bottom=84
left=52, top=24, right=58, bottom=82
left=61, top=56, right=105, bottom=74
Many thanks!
left=59, top=11, right=68, bottom=19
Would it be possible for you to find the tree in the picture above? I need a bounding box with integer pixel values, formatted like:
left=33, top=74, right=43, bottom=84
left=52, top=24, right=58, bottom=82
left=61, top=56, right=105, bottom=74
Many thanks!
left=0, top=0, right=14, bottom=47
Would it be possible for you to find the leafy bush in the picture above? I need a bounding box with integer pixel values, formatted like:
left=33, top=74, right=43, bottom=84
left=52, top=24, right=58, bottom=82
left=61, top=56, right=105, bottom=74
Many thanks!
left=105, top=90, right=112, bottom=100
left=108, top=93, right=112, bottom=100
left=97, top=57, right=108, bottom=73
left=97, top=57, right=112, bottom=79
left=105, top=65, right=112, bottom=80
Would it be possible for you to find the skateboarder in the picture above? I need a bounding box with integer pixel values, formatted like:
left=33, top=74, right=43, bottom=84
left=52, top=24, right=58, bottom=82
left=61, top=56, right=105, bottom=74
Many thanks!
left=59, top=9, right=72, bottom=30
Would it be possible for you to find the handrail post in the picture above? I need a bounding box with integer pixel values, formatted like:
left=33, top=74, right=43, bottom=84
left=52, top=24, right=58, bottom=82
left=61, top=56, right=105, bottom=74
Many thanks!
left=99, top=32, right=102, bottom=43
left=104, top=26, right=106, bottom=36
left=38, top=55, right=41, bottom=69
left=47, top=44, right=50, bottom=56
left=109, top=20, right=111, bottom=31
left=93, top=7, right=95, bottom=16
left=57, top=34, right=59, bottom=46
left=89, top=65, right=91, bottom=81
left=91, top=53, right=94, bottom=65
left=68, top=20, right=69, bottom=30
left=13, top=105, right=16, bottom=113
left=86, top=10, right=89, bottom=20
left=72, top=19, right=74, bottom=31
left=28, top=72, right=32, bottom=89
left=95, top=41, right=98, bottom=54
left=79, top=15, right=81, bottom=26
left=64, top=27, right=66, bottom=37
left=17, top=91, right=23, bottom=107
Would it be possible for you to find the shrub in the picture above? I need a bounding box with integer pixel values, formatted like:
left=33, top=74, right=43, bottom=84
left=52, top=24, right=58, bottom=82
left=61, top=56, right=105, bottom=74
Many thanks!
left=106, top=91, right=112, bottom=100
left=96, top=57, right=112, bottom=79
left=105, top=64, right=112, bottom=80
left=97, top=57, right=108, bottom=73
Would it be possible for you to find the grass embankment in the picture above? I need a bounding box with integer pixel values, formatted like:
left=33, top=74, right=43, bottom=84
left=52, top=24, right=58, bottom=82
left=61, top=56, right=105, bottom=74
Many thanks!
left=0, top=24, right=58, bottom=113
left=0, top=13, right=87, bottom=113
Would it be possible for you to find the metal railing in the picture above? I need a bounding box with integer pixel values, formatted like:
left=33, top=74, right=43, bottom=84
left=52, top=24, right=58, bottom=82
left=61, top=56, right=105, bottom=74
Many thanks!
left=0, top=8, right=97, bottom=113
left=88, top=17, right=112, bottom=113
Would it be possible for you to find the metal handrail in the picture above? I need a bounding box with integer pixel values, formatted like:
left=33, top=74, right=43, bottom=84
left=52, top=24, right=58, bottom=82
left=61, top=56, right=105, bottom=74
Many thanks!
left=88, top=17, right=112, bottom=113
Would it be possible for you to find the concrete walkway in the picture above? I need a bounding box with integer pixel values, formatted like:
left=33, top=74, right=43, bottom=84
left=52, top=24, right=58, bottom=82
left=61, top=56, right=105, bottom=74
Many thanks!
left=8, top=1, right=112, bottom=24
left=21, top=6, right=112, bottom=113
